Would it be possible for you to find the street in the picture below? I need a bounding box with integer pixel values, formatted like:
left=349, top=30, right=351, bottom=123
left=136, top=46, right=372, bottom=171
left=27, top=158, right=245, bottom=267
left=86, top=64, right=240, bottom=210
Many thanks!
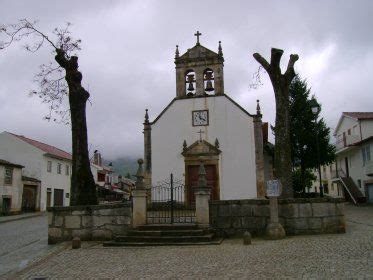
left=0, top=214, right=52, bottom=277
left=6, top=204, right=373, bottom=279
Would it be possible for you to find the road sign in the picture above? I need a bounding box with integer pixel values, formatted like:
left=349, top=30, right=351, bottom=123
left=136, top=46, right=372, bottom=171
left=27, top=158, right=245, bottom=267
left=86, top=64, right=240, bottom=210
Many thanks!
left=266, top=180, right=281, bottom=197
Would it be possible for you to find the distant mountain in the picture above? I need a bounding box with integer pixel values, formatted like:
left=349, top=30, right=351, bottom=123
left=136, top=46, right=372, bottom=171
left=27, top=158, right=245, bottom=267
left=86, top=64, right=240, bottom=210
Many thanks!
left=103, top=156, right=139, bottom=178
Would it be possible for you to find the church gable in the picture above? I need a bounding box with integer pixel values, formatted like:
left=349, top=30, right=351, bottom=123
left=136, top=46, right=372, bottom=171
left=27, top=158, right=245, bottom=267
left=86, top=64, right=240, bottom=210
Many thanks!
left=182, top=140, right=221, bottom=157
left=177, top=45, right=222, bottom=64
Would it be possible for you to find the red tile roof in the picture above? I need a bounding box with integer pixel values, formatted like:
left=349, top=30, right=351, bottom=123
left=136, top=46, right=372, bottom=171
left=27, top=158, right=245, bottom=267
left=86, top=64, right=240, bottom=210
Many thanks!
left=9, top=132, right=72, bottom=160
left=343, top=112, right=373, bottom=120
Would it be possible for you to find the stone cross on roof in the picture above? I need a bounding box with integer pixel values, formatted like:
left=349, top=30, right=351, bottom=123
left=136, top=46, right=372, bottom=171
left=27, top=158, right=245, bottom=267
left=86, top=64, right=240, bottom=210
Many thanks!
left=197, top=129, right=204, bottom=141
left=194, top=30, right=202, bottom=45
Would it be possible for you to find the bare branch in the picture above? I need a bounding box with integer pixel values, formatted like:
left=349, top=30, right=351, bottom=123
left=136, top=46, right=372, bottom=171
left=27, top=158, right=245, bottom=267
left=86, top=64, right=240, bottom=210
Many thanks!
left=284, top=54, right=299, bottom=82
left=249, top=66, right=264, bottom=90
left=253, top=53, right=270, bottom=72
left=1, top=19, right=82, bottom=123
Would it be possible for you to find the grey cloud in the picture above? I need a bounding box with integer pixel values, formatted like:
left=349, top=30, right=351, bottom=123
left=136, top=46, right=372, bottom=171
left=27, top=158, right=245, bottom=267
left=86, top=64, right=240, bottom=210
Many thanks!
left=1, top=0, right=372, bottom=159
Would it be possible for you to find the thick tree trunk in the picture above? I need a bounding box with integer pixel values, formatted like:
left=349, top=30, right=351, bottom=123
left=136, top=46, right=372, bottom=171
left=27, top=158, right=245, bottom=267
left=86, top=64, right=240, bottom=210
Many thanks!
left=253, top=48, right=298, bottom=198
left=273, top=85, right=293, bottom=198
left=55, top=51, right=97, bottom=206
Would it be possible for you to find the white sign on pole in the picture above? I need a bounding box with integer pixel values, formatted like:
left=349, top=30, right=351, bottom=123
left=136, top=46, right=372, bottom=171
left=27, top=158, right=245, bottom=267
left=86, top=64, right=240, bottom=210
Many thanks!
left=266, top=180, right=281, bottom=197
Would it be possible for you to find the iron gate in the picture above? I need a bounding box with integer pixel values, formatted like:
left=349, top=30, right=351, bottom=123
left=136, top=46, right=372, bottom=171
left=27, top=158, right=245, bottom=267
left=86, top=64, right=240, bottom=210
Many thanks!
left=147, top=174, right=196, bottom=224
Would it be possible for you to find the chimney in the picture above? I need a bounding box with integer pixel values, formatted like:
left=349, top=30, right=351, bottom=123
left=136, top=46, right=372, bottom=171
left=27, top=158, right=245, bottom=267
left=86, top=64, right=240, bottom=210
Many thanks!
left=93, top=151, right=102, bottom=166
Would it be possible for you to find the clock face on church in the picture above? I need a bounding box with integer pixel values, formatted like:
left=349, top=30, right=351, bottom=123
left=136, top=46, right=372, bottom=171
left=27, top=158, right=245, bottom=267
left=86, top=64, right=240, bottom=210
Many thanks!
left=192, top=110, right=209, bottom=126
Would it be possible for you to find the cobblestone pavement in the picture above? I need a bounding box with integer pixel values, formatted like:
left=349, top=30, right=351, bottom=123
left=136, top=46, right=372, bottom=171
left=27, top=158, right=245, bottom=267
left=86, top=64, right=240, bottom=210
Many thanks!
left=14, top=204, right=373, bottom=279
left=0, top=214, right=62, bottom=277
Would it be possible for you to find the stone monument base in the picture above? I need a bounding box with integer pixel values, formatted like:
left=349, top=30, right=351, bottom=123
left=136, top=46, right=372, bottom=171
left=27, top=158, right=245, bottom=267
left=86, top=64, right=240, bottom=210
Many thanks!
left=265, top=222, right=286, bottom=240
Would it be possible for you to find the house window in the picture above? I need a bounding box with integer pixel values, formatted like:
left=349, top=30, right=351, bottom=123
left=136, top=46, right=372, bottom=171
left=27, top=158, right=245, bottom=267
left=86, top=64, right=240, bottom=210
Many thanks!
left=358, top=179, right=362, bottom=189
left=98, top=173, right=105, bottom=182
left=4, top=167, right=13, bottom=185
left=362, top=145, right=371, bottom=166
left=47, top=161, right=52, bottom=172
left=65, top=165, right=70, bottom=176
left=57, top=163, right=62, bottom=174
left=348, top=129, right=351, bottom=135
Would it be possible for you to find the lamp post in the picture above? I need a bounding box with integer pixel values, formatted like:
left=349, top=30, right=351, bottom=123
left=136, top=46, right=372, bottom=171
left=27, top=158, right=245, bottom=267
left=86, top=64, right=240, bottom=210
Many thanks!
left=311, top=105, right=323, bottom=197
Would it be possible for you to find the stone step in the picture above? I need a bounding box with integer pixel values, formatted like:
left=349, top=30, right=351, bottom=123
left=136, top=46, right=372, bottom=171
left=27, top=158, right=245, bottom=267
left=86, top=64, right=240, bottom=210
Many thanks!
left=103, top=238, right=224, bottom=247
left=126, top=229, right=207, bottom=237
left=136, top=224, right=199, bottom=231
left=115, top=233, right=214, bottom=243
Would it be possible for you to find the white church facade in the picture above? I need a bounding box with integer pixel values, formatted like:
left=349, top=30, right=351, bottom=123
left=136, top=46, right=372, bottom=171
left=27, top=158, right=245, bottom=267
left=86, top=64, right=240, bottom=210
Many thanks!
left=143, top=33, right=266, bottom=201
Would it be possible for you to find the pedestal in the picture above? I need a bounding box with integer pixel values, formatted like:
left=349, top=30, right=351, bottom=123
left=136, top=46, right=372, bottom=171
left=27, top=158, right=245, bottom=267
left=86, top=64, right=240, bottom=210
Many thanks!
left=132, top=189, right=147, bottom=227
left=265, top=197, right=286, bottom=240
left=195, top=188, right=211, bottom=228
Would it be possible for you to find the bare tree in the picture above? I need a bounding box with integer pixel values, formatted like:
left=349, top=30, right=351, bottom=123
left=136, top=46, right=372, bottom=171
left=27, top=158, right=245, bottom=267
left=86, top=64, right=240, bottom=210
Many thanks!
left=253, top=48, right=299, bottom=198
left=1, top=19, right=97, bottom=205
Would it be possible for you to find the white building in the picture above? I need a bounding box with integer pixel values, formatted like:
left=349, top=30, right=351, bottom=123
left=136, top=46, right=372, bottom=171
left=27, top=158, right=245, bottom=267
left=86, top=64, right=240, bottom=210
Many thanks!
left=0, top=132, right=72, bottom=210
left=143, top=35, right=266, bottom=201
left=310, top=163, right=344, bottom=198
left=0, top=159, right=24, bottom=214
left=332, top=112, right=373, bottom=203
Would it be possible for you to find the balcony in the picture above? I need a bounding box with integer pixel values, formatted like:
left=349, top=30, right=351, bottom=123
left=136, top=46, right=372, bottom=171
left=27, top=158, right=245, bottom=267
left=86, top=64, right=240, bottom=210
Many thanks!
left=335, top=134, right=360, bottom=152
left=331, top=168, right=346, bottom=179
left=365, top=161, right=373, bottom=176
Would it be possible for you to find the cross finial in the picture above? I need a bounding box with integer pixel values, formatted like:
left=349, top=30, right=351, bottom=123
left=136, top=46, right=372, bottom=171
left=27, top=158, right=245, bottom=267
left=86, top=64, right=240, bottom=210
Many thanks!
left=144, top=108, right=149, bottom=124
left=218, top=41, right=223, bottom=56
left=197, top=129, right=204, bottom=141
left=194, top=31, right=202, bottom=45
left=175, top=45, right=179, bottom=59
left=256, top=99, right=261, bottom=116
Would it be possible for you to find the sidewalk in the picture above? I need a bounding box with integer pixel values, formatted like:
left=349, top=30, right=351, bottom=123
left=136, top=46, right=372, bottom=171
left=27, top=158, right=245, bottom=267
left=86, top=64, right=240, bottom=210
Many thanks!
left=0, top=212, right=44, bottom=224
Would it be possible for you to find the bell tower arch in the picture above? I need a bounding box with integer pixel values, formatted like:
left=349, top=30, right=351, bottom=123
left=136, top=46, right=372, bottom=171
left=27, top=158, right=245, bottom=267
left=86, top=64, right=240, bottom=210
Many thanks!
left=175, top=32, right=224, bottom=98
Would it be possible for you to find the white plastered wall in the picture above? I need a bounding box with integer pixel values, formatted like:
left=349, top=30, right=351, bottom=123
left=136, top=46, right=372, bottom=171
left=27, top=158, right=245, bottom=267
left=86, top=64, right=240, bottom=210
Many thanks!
left=151, top=95, right=257, bottom=200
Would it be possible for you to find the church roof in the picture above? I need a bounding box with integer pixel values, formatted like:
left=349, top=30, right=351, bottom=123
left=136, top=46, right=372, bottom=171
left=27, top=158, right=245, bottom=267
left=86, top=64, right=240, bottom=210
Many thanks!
left=182, top=139, right=221, bottom=157
left=175, top=44, right=223, bottom=65
left=150, top=94, right=255, bottom=125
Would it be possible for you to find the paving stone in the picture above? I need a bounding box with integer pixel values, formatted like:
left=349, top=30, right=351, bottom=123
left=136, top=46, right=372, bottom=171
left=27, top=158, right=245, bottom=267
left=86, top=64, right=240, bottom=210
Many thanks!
left=308, top=217, right=322, bottom=229
left=17, top=203, right=373, bottom=279
left=92, top=216, right=116, bottom=227
left=279, top=203, right=298, bottom=217
left=72, top=229, right=92, bottom=240
left=12, top=205, right=373, bottom=279
left=48, top=212, right=53, bottom=226
left=252, top=205, right=270, bottom=217
left=298, top=203, right=312, bottom=217
left=64, top=216, right=81, bottom=229
left=239, top=204, right=253, bottom=216
left=91, top=229, right=112, bottom=241
left=54, top=216, right=64, bottom=227
left=312, top=203, right=336, bottom=217
left=218, top=205, right=231, bottom=217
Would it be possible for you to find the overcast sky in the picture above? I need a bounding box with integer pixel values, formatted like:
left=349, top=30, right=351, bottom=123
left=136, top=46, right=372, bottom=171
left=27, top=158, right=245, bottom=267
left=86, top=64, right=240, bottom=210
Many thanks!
left=1, top=0, right=372, bottom=160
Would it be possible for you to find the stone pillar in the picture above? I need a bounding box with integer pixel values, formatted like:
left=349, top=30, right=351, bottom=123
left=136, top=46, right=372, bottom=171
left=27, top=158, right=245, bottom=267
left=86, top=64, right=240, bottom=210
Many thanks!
left=213, top=63, right=224, bottom=96
left=254, top=100, right=265, bottom=197
left=194, top=162, right=211, bottom=228
left=143, top=109, right=152, bottom=189
left=265, top=197, right=285, bottom=239
left=195, top=66, right=205, bottom=96
left=175, top=66, right=185, bottom=98
left=132, top=159, right=147, bottom=227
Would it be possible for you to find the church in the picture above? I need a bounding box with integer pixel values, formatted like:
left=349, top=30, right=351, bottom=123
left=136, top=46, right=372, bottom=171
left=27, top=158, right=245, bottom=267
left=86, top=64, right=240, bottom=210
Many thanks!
left=142, top=32, right=268, bottom=201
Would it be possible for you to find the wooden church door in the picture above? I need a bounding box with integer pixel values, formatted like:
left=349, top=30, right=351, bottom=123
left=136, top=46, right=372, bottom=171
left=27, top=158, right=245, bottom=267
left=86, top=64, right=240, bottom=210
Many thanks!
left=187, top=164, right=219, bottom=203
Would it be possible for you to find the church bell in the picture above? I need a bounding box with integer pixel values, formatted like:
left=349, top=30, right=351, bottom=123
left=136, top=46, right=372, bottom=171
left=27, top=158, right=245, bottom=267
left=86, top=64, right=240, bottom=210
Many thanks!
left=204, top=70, right=214, bottom=92
left=205, top=80, right=214, bottom=92
left=186, top=74, right=195, bottom=92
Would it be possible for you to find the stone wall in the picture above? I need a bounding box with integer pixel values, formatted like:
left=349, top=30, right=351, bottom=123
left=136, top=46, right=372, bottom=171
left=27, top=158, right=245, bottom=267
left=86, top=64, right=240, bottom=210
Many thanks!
left=210, top=198, right=345, bottom=237
left=48, top=202, right=132, bottom=244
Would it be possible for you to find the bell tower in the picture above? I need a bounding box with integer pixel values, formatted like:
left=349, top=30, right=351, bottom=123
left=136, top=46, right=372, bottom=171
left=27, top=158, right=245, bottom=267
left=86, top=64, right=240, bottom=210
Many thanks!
left=174, top=31, right=224, bottom=98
